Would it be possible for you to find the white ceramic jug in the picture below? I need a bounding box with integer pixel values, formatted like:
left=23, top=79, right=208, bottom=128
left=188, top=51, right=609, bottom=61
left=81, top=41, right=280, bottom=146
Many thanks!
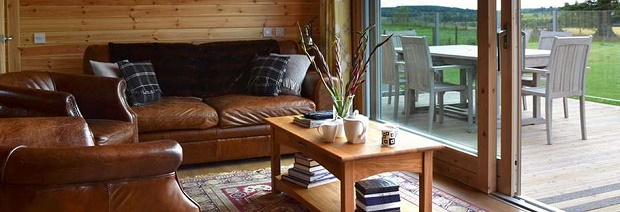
left=343, top=110, right=368, bottom=144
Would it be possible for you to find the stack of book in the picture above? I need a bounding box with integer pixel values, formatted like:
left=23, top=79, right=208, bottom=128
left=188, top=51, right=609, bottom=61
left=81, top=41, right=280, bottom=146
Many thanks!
left=355, top=178, right=401, bottom=212
left=293, top=115, right=328, bottom=128
left=282, top=153, right=337, bottom=188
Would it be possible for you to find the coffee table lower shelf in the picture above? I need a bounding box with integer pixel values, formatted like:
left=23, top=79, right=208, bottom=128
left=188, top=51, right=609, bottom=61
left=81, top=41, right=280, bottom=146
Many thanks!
left=273, top=175, right=418, bottom=211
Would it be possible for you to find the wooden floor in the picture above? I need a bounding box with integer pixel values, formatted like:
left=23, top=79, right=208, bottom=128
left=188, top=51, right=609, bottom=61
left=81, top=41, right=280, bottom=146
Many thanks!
left=379, top=93, right=620, bottom=210
left=177, top=155, right=522, bottom=212
left=521, top=98, right=620, bottom=211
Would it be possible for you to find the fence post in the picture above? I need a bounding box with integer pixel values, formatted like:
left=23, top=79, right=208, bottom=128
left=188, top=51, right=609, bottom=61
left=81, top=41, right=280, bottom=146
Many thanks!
left=434, top=12, right=440, bottom=45
left=552, top=10, right=558, bottom=31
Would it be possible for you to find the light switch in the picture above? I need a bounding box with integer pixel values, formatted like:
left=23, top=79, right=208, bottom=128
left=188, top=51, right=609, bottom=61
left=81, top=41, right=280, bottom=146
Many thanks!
left=276, top=27, right=285, bottom=37
left=263, top=28, right=273, bottom=38
left=34, top=33, right=46, bottom=44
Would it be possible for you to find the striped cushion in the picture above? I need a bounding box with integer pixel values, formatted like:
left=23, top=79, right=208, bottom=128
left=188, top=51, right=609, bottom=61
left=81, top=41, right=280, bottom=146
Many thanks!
left=117, top=61, right=163, bottom=106
left=247, top=55, right=290, bottom=96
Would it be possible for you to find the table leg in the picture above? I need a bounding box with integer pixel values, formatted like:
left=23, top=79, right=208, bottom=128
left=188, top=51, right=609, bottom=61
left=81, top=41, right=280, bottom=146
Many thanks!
left=419, top=151, right=433, bottom=212
left=341, top=164, right=354, bottom=212
left=533, top=73, right=541, bottom=118
left=466, top=67, right=475, bottom=132
left=271, top=131, right=281, bottom=194
left=460, top=68, right=467, bottom=105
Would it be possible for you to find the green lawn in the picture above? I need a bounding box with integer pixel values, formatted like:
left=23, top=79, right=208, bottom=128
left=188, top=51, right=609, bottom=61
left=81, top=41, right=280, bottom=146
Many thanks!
left=384, top=24, right=620, bottom=106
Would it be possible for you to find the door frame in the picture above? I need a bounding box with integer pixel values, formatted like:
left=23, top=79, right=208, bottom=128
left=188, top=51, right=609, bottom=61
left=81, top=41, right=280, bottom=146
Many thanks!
left=497, top=0, right=522, bottom=196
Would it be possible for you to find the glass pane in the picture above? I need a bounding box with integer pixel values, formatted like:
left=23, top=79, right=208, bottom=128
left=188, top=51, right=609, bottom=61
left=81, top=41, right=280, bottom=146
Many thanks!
left=377, top=1, right=478, bottom=153
left=519, top=3, right=620, bottom=211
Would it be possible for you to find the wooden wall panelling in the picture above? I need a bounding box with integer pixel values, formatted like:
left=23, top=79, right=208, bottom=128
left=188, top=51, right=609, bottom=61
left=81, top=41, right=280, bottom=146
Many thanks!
left=14, top=0, right=320, bottom=74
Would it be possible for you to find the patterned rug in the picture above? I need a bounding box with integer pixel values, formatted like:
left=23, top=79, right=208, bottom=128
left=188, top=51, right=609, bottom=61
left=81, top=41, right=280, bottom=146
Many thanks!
left=181, top=168, right=486, bottom=212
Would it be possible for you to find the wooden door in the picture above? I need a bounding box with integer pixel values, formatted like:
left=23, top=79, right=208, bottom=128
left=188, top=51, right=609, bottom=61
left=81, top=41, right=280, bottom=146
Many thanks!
left=1, top=0, right=5, bottom=73
left=5, top=0, right=19, bottom=73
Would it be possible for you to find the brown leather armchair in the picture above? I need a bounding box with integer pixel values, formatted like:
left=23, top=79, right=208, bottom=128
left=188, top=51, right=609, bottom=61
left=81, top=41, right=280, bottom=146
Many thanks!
left=0, top=71, right=137, bottom=145
left=0, top=117, right=200, bottom=211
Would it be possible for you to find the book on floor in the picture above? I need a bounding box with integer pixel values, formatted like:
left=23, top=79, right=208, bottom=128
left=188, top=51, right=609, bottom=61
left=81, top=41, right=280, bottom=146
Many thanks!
left=355, top=178, right=399, bottom=194
left=282, top=174, right=338, bottom=188
left=293, top=163, right=326, bottom=173
left=355, top=199, right=400, bottom=211
left=354, top=207, right=401, bottom=212
left=356, top=190, right=400, bottom=198
left=287, top=168, right=334, bottom=182
left=355, top=193, right=400, bottom=206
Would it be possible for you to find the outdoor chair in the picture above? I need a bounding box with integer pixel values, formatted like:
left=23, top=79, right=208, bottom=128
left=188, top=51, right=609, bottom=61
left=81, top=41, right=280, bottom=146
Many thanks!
left=523, top=31, right=573, bottom=113
left=522, top=36, right=591, bottom=145
left=381, top=35, right=406, bottom=119
left=385, top=30, right=417, bottom=49
left=538, top=31, right=573, bottom=50
left=400, top=36, right=474, bottom=132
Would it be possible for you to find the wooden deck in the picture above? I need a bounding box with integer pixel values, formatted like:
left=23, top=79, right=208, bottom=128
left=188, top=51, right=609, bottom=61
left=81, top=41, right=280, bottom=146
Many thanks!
left=379, top=93, right=620, bottom=210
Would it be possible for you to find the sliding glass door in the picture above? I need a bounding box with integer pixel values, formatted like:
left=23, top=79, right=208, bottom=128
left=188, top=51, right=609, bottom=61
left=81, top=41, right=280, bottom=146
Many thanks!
left=366, top=0, right=502, bottom=192
left=373, top=0, right=479, bottom=153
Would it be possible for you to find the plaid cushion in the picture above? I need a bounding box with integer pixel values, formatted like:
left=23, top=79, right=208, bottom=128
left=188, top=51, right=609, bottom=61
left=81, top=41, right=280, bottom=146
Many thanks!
left=117, top=61, right=163, bottom=106
left=247, top=55, right=289, bottom=96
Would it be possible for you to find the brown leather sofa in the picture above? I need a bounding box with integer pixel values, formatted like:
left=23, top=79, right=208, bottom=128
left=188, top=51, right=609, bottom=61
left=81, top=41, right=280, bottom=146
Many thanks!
left=0, top=72, right=137, bottom=145
left=82, top=39, right=331, bottom=165
left=0, top=117, right=199, bottom=211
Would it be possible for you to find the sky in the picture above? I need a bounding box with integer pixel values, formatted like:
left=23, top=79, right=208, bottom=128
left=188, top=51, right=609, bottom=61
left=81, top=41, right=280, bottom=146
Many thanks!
left=381, top=0, right=576, bottom=10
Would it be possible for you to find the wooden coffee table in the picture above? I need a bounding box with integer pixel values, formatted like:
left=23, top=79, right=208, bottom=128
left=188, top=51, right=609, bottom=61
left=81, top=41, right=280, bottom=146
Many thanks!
left=265, top=116, right=445, bottom=212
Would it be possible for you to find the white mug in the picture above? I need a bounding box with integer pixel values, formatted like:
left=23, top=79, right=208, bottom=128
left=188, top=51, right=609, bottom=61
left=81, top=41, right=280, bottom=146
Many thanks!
left=317, top=120, right=342, bottom=143
left=381, top=123, right=399, bottom=147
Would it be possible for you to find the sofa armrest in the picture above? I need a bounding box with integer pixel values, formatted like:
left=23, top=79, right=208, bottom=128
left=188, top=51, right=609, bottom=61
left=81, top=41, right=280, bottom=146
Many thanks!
left=0, top=84, right=81, bottom=117
left=49, top=72, right=136, bottom=123
left=0, top=117, right=95, bottom=147
left=301, top=72, right=334, bottom=110
left=1, top=140, right=182, bottom=185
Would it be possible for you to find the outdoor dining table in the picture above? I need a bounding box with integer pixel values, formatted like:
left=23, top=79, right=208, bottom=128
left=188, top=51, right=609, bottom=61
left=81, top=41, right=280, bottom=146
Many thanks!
left=395, top=45, right=551, bottom=131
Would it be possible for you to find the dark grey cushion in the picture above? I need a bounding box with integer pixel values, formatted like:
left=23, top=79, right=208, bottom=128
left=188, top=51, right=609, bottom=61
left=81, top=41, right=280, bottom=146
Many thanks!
left=117, top=61, right=162, bottom=106
left=247, top=55, right=289, bottom=96
left=270, top=53, right=312, bottom=96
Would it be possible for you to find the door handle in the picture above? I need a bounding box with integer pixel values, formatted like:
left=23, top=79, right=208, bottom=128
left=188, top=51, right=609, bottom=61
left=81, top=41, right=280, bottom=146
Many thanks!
left=0, top=35, right=13, bottom=43
left=498, top=24, right=508, bottom=49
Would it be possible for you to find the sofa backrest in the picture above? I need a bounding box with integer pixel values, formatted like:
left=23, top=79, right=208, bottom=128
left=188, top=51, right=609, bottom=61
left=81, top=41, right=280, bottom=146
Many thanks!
left=83, top=40, right=302, bottom=98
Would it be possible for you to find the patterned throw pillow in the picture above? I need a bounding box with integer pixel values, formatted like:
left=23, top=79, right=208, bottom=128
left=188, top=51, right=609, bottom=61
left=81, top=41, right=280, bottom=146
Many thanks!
left=270, top=53, right=313, bottom=96
left=247, top=55, right=290, bottom=96
left=117, top=61, right=163, bottom=106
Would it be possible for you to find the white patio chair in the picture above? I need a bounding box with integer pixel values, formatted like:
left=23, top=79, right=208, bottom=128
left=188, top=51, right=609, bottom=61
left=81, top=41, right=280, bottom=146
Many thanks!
left=400, top=36, right=474, bottom=132
left=522, top=36, right=591, bottom=145
left=385, top=30, right=417, bottom=49
left=381, top=35, right=405, bottom=119
left=523, top=31, right=573, bottom=114
left=538, top=31, right=573, bottom=50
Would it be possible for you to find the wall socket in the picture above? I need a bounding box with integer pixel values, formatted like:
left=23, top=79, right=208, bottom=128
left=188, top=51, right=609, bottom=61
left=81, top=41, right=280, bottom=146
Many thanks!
left=275, top=27, right=285, bottom=37
left=263, top=28, right=273, bottom=37
left=34, top=33, right=46, bottom=44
